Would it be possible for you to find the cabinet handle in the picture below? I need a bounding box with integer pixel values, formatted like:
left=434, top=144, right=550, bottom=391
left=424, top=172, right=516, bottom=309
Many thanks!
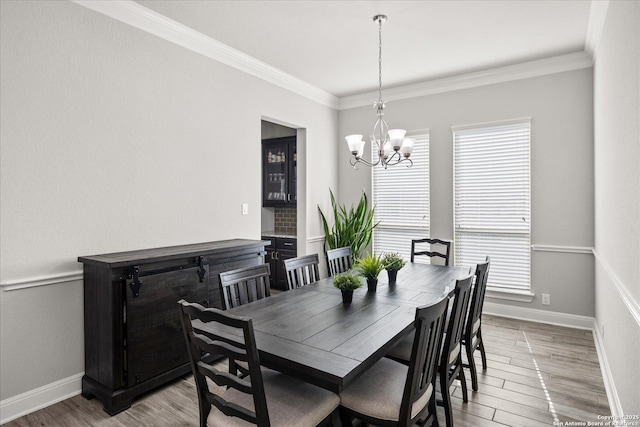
left=288, top=194, right=291, bottom=202
left=283, top=242, right=293, bottom=246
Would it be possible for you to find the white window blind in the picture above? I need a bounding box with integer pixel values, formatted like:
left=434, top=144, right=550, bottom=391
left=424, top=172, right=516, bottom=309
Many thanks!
left=453, top=120, right=531, bottom=290
left=372, top=134, right=429, bottom=263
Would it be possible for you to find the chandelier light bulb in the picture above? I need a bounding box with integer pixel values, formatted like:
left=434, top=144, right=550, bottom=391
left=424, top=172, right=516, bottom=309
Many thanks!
left=401, top=138, right=415, bottom=157
left=388, top=129, right=407, bottom=151
left=345, top=134, right=365, bottom=157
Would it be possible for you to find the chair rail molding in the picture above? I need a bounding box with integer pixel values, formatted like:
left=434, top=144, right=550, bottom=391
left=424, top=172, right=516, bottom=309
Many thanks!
left=0, top=270, right=83, bottom=292
left=531, top=244, right=594, bottom=254
left=307, top=235, right=325, bottom=244
left=592, top=249, right=640, bottom=328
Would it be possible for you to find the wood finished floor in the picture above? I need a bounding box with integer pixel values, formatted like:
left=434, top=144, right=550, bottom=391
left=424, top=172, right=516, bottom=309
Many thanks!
left=5, top=315, right=610, bottom=427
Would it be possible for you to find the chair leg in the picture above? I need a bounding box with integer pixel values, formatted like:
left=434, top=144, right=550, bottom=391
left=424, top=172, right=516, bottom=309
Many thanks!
left=478, top=328, right=487, bottom=371
left=424, top=398, right=439, bottom=427
left=440, top=372, right=454, bottom=427
left=465, top=342, right=479, bottom=391
left=457, top=362, right=468, bottom=403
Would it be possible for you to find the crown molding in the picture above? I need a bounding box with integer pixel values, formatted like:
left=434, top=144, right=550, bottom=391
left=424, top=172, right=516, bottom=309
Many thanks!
left=70, top=1, right=596, bottom=112
left=71, top=0, right=339, bottom=109
left=339, top=51, right=594, bottom=110
left=585, top=0, right=610, bottom=60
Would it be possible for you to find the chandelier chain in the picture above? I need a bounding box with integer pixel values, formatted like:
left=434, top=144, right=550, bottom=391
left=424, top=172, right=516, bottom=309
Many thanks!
left=378, top=17, right=383, bottom=105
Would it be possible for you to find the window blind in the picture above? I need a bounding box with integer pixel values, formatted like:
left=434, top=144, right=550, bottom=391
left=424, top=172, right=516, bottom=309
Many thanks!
left=453, top=120, right=531, bottom=289
left=372, top=134, right=429, bottom=263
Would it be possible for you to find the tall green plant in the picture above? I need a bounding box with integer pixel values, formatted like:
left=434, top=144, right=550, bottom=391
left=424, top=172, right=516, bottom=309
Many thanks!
left=318, top=189, right=378, bottom=258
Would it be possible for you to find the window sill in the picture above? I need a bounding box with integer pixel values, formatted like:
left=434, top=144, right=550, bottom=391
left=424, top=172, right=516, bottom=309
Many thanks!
left=485, top=286, right=535, bottom=302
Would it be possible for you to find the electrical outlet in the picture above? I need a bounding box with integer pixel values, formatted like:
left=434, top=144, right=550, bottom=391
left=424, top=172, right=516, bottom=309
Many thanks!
left=541, top=293, right=550, bottom=305
left=241, top=203, right=248, bottom=215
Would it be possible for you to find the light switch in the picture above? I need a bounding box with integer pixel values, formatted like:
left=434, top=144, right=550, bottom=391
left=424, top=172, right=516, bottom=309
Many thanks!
left=242, top=203, right=249, bottom=215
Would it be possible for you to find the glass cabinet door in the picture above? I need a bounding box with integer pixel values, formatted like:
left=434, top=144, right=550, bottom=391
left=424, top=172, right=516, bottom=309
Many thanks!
left=263, top=137, right=296, bottom=207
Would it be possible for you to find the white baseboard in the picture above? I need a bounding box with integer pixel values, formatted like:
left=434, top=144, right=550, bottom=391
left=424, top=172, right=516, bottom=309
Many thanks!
left=483, top=301, right=624, bottom=416
left=0, top=373, right=83, bottom=424
left=592, top=320, right=624, bottom=417
left=483, top=301, right=595, bottom=330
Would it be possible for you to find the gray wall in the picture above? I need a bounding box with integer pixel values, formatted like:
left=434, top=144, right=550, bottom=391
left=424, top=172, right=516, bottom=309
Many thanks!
left=593, top=0, right=640, bottom=415
left=338, top=69, right=595, bottom=316
left=0, top=1, right=338, bottom=401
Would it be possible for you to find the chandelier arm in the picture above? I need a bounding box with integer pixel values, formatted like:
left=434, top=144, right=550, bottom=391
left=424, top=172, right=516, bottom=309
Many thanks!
left=351, top=155, right=380, bottom=169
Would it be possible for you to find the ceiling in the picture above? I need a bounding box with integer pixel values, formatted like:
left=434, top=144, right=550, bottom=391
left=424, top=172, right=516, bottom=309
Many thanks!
left=136, top=0, right=593, bottom=98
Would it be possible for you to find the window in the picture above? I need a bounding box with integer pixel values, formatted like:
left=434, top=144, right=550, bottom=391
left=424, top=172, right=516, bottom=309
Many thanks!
left=453, top=119, right=531, bottom=290
left=372, top=133, right=429, bottom=262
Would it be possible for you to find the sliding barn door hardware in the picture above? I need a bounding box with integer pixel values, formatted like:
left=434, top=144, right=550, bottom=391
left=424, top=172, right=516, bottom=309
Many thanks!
left=126, top=257, right=207, bottom=297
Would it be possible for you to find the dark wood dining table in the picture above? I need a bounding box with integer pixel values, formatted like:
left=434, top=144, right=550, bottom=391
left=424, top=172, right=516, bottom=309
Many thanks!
left=196, top=262, right=469, bottom=393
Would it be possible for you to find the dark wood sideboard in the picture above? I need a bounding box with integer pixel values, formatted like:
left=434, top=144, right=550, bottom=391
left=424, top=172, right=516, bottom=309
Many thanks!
left=78, top=239, right=269, bottom=415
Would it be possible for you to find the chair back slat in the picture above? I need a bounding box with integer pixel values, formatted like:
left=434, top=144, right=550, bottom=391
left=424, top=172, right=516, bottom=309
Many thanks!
left=327, top=246, right=353, bottom=277
left=197, top=361, right=252, bottom=394
left=410, top=238, right=452, bottom=266
left=399, top=297, right=449, bottom=425
left=178, top=300, right=269, bottom=427
left=284, top=254, right=320, bottom=289
left=190, top=332, right=248, bottom=362
left=219, top=264, right=271, bottom=310
left=440, top=275, right=473, bottom=370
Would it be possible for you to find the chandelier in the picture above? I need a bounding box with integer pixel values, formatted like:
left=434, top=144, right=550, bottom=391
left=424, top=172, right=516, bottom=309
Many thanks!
left=345, top=15, right=414, bottom=169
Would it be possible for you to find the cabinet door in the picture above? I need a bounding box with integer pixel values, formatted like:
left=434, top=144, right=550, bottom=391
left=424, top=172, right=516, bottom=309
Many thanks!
left=275, top=249, right=297, bottom=290
left=265, top=248, right=277, bottom=288
left=263, top=137, right=296, bottom=207
left=125, top=265, right=208, bottom=387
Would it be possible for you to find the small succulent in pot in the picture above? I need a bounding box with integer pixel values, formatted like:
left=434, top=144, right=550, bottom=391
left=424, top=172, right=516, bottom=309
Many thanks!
left=333, top=273, right=362, bottom=304
left=382, top=252, right=406, bottom=271
left=354, top=252, right=385, bottom=280
left=382, top=252, right=406, bottom=283
left=354, top=252, right=384, bottom=292
left=333, top=273, right=363, bottom=291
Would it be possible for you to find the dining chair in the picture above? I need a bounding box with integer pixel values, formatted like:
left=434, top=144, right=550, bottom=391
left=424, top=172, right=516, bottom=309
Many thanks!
left=410, top=238, right=452, bottom=266
left=462, top=257, right=490, bottom=391
left=218, top=264, right=271, bottom=310
left=218, top=264, right=272, bottom=377
left=284, top=253, right=321, bottom=290
left=326, top=246, right=353, bottom=277
left=178, top=300, right=340, bottom=427
left=438, top=274, right=473, bottom=427
left=339, top=297, right=449, bottom=427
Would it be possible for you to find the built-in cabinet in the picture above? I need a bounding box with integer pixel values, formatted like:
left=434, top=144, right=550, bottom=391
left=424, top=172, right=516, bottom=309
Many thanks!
left=262, top=136, right=296, bottom=207
left=78, top=239, right=268, bottom=415
left=262, top=236, right=297, bottom=290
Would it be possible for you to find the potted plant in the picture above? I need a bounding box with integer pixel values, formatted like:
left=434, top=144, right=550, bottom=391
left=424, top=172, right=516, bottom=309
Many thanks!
left=382, top=252, right=406, bottom=283
left=318, top=189, right=379, bottom=259
left=333, top=273, right=362, bottom=304
left=354, top=252, right=384, bottom=292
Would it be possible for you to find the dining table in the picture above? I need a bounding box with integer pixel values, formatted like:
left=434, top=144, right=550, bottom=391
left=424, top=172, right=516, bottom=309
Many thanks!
left=195, top=262, right=469, bottom=393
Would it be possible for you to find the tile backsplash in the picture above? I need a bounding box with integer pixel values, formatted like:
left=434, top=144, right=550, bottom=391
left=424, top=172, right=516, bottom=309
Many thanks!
left=274, top=207, right=297, bottom=235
